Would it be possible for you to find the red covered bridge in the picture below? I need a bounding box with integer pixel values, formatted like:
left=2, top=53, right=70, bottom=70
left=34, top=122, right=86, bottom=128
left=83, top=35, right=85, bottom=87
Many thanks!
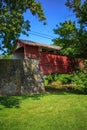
left=13, top=39, right=81, bottom=75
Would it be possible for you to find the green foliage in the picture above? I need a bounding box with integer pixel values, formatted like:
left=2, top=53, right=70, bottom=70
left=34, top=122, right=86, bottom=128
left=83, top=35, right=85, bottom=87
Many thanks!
left=44, top=74, right=72, bottom=85
left=0, top=0, right=46, bottom=53
left=44, top=72, right=87, bottom=93
left=71, top=59, right=87, bottom=92
left=53, top=20, right=80, bottom=57
left=0, top=54, right=12, bottom=59
left=72, top=72, right=87, bottom=92
left=66, top=0, right=87, bottom=58
left=66, top=0, right=87, bottom=25
left=53, top=0, right=87, bottom=58
left=56, top=74, right=72, bottom=84
left=44, top=79, right=49, bottom=86
left=44, top=74, right=55, bottom=85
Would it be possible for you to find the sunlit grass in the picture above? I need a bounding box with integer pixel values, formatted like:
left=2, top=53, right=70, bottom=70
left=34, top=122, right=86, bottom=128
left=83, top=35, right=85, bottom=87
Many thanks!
left=0, top=93, right=87, bottom=130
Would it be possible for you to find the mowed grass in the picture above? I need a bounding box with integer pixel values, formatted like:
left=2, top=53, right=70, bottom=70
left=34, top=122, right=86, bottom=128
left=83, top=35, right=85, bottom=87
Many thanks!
left=0, top=93, right=87, bottom=130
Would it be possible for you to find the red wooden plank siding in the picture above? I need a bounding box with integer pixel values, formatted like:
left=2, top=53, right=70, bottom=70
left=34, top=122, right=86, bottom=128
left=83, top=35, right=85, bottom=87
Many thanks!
left=39, top=52, right=77, bottom=74
left=25, top=45, right=39, bottom=58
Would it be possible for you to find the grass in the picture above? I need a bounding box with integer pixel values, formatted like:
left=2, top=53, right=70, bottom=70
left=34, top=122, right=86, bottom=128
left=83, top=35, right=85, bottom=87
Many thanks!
left=0, top=92, right=87, bottom=130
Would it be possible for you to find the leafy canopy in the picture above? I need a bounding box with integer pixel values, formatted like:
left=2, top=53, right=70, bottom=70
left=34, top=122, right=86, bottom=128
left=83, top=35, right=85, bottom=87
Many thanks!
left=53, top=20, right=80, bottom=57
left=0, top=0, right=46, bottom=53
left=53, top=0, right=87, bottom=58
left=66, top=0, right=87, bottom=25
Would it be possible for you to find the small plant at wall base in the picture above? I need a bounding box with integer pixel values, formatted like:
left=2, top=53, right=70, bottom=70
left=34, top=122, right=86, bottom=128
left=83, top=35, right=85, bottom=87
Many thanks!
left=44, top=74, right=59, bottom=86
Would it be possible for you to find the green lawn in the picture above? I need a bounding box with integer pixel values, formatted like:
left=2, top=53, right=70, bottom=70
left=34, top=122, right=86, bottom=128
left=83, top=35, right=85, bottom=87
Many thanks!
left=0, top=93, right=87, bottom=130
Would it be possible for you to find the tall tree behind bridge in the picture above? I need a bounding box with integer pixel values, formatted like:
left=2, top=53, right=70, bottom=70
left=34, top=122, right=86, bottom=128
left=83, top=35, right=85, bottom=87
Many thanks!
left=53, top=0, right=87, bottom=58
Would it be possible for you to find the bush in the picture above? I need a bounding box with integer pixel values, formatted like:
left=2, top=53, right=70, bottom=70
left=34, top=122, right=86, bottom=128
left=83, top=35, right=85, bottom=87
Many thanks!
left=56, top=74, right=72, bottom=84
left=44, top=74, right=56, bottom=85
left=44, top=72, right=87, bottom=93
left=44, top=74, right=72, bottom=85
left=71, top=72, right=87, bottom=93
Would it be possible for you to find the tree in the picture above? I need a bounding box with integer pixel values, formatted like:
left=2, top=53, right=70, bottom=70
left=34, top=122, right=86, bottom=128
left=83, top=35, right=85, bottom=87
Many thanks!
left=53, top=20, right=80, bottom=57
left=65, top=0, right=87, bottom=25
left=65, top=0, right=87, bottom=58
left=53, top=0, right=87, bottom=58
left=0, top=0, right=46, bottom=53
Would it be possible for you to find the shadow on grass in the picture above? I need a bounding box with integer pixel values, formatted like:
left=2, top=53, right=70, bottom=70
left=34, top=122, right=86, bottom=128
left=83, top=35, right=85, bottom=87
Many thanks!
left=0, top=94, right=45, bottom=110
left=0, top=87, right=86, bottom=110
left=0, top=96, right=20, bottom=109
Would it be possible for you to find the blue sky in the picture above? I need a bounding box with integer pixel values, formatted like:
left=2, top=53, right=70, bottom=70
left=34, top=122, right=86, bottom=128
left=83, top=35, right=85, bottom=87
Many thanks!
left=20, top=0, right=76, bottom=45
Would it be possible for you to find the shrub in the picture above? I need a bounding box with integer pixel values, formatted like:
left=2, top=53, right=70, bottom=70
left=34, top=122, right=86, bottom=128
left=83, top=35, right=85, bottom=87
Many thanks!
left=44, top=74, right=72, bottom=85
left=44, top=72, right=87, bottom=93
left=44, top=74, right=55, bottom=85
left=71, top=72, right=87, bottom=93
left=56, top=74, right=72, bottom=84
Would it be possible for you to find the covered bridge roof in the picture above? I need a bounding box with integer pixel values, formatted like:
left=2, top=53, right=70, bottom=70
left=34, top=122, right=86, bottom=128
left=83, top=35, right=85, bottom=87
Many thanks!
left=16, top=39, right=61, bottom=51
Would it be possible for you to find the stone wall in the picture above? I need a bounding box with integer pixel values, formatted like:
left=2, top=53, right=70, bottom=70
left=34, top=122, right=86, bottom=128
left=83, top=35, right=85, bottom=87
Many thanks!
left=0, top=59, right=45, bottom=96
